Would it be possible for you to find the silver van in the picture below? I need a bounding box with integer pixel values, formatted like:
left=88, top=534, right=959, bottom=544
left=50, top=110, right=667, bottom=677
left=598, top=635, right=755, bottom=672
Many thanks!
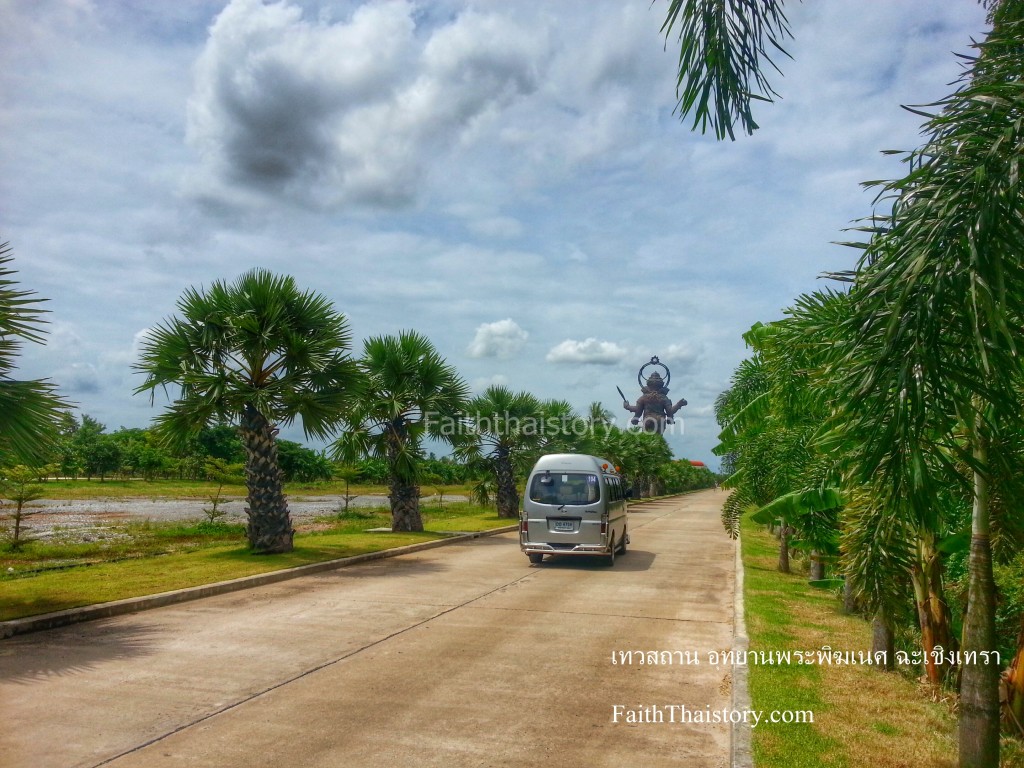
left=519, top=453, right=628, bottom=565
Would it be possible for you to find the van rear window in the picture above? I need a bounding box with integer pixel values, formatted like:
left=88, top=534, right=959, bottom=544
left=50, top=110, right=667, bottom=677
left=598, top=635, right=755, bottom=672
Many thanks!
left=529, top=472, right=600, bottom=505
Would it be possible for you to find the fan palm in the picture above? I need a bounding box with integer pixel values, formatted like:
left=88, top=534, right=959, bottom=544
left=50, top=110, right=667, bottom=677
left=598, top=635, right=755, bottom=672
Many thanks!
left=536, top=398, right=589, bottom=455
left=333, top=331, right=468, bottom=532
left=587, top=401, right=614, bottom=427
left=134, top=269, right=360, bottom=554
left=0, top=242, right=69, bottom=465
left=458, top=385, right=544, bottom=518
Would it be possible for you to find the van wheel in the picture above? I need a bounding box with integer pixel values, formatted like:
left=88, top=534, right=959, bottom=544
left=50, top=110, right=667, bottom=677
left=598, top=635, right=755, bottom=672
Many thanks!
left=606, top=536, right=616, bottom=566
left=618, top=532, right=627, bottom=555
left=528, top=553, right=544, bottom=564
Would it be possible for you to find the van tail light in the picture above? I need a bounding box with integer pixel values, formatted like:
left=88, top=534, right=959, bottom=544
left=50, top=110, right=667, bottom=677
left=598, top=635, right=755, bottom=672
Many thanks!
left=600, top=515, right=608, bottom=535
left=520, top=518, right=528, bottom=534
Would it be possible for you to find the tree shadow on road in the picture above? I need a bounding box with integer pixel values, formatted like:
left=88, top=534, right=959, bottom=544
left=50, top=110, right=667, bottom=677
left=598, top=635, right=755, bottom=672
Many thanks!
left=0, top=620, right=159, bottom=685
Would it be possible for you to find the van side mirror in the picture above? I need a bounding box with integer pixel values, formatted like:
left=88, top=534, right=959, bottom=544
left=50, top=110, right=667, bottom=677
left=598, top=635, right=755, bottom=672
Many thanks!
left=625, top=487, right=634, bottom=499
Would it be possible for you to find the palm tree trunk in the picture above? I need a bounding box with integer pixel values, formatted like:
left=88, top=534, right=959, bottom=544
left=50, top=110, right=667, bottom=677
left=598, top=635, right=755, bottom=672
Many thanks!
left=959, top=413, right=1000, bottom=767
left=387, top=426, right=423, bottom=532
left=809, top=549, right=825, bottom=581
left=872, top=609, right=895, bottom=672
left=494, top=448, right=519, bottom=519
left=778, top=525, right=791, bottom=574
left=389, top=478, right=422, bottom=531
left=12, top=501, right=25, bottom=548
left=910, top=535, right=957, bottom=685
left=842, top=576, right=858, bottom=615
left=239, top=404, right=293, bottom=554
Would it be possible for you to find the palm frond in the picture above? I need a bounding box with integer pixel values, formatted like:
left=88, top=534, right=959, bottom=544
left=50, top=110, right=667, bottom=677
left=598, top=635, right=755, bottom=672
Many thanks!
left=662, top=0, right=793, bottom=139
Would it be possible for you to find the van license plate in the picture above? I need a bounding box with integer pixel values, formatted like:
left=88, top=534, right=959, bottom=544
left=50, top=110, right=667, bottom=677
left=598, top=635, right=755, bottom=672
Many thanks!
left=553, top=520, right=574, bottom=532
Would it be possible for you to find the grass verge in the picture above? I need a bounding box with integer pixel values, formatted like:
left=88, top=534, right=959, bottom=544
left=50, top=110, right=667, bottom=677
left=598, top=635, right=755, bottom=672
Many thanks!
left=742, top=513, right=969, bottom=768
left=0, top=502, right=512, bottom=622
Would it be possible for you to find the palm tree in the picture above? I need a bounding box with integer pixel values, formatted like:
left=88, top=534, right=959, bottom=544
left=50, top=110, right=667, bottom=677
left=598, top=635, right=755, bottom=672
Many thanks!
left=536, top=398, right=589, bottom=455
left=784, top=289, right=969, bottom=683
left=458, top=385, right=544, bottom=518
left=668, top=4, right=1021, bottom=761
left=594, top=425, right=672, bottom=499
left=0, top=242, right=69, bottom=465
left=714, top=316, right=841, bottom=576
left=725, top=292, right=965, bottom=683
left=587, top=401, right=614, bottom=427
left=134, top=269, right=360, bottom=554
left=333, top=331, right=468, bottom=532
left=836, top=6, right=1024, bottom=762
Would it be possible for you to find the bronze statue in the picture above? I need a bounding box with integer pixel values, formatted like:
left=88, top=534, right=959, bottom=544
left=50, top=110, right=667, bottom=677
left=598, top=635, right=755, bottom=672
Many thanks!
left=618, top=356, right=687, bottom=434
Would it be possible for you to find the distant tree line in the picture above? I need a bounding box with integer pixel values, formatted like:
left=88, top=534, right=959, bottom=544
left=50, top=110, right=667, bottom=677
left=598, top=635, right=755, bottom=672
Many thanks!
left=43, top=414, right=338, bottom=484
left=37, top=409, right=716, bottom=499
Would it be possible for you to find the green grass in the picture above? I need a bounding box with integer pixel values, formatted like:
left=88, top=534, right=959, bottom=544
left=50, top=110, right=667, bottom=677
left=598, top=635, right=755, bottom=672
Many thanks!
left=742, top=513, right=959, bottom=768
left=741, top=516, right=843, bottom=767
left=741, top=515, right=1024, bottom=767
left=0, top=531, right=441, bottom=620
left=0, top=519, right=249, bottom=576
left=0, top=501, right=512, bottom=622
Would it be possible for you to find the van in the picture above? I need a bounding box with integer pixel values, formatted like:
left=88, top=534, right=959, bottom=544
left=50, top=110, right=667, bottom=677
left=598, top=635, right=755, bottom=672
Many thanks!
left=519, top=453, right=628, bottom=565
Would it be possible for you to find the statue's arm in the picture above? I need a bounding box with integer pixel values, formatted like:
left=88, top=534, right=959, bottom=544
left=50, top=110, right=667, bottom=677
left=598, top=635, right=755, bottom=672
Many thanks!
left=669, top=397, right=688, bottom=416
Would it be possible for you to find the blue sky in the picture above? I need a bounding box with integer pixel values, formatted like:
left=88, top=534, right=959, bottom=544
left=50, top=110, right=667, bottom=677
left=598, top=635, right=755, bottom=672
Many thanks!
left=1, top=0, right=990, bottom=467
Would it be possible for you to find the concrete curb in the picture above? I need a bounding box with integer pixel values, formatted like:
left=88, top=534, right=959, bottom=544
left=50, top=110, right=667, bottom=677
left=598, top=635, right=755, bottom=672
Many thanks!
left=0, top=525, right=518, bottom=640
left=731, top=532, right=753, bottom=768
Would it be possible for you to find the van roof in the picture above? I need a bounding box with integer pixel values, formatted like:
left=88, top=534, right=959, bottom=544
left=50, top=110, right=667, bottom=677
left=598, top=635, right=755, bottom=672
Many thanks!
left=530, top=453, right=619, bottom=475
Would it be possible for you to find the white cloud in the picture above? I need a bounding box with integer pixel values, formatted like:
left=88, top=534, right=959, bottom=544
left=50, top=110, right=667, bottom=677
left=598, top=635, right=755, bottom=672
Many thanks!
left=546, top=338, right=628, bottom=365
left=471, top=374, right=509, bottom=393
left=566, top=245, right=589, bottom=264
left=467, top=319, right=528, bottom=358
left=46, top=321, right=85, bottom=356
left=186, top=0, right=549, bottom=209
left=130, top=328, right=156, bottom=357
left=633, top=343, right=702, bottom=369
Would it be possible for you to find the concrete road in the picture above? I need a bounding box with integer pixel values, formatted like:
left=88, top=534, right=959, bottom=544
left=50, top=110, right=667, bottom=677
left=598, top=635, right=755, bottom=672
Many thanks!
left=0, top=490, right=736, bottom=768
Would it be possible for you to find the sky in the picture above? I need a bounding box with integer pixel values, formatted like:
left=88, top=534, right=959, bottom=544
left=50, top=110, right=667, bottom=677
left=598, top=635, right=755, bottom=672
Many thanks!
left=1, top=0, right=991, bottom=468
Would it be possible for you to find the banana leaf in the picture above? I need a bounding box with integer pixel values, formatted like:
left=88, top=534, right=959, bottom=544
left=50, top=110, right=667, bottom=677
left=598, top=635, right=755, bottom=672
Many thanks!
left=750, top=487, right=845, bottom=525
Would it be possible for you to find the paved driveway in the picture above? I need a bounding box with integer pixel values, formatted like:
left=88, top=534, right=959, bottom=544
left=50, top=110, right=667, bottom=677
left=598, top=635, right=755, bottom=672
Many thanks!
left=0, top=490, right=736, bottom=768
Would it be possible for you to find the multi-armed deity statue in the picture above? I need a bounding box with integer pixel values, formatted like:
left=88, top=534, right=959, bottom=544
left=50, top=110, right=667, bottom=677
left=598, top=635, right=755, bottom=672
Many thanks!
left=618, top=356, right=687, bottom=435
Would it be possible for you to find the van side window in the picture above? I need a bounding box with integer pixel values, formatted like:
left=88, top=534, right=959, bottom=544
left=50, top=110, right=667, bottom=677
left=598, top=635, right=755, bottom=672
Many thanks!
left=610, top=476, right=621, bottom=501
left=603, top=475, right=616, bottom=501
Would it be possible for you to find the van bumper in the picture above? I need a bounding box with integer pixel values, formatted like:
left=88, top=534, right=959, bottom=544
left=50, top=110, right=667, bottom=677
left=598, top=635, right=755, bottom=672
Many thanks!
left=520, top=541, right=612, bottom=556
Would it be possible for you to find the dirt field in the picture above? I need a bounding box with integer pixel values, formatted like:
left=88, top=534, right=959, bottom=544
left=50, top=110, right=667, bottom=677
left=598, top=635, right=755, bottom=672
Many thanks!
left=12, top=494, right=465, bottom=540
